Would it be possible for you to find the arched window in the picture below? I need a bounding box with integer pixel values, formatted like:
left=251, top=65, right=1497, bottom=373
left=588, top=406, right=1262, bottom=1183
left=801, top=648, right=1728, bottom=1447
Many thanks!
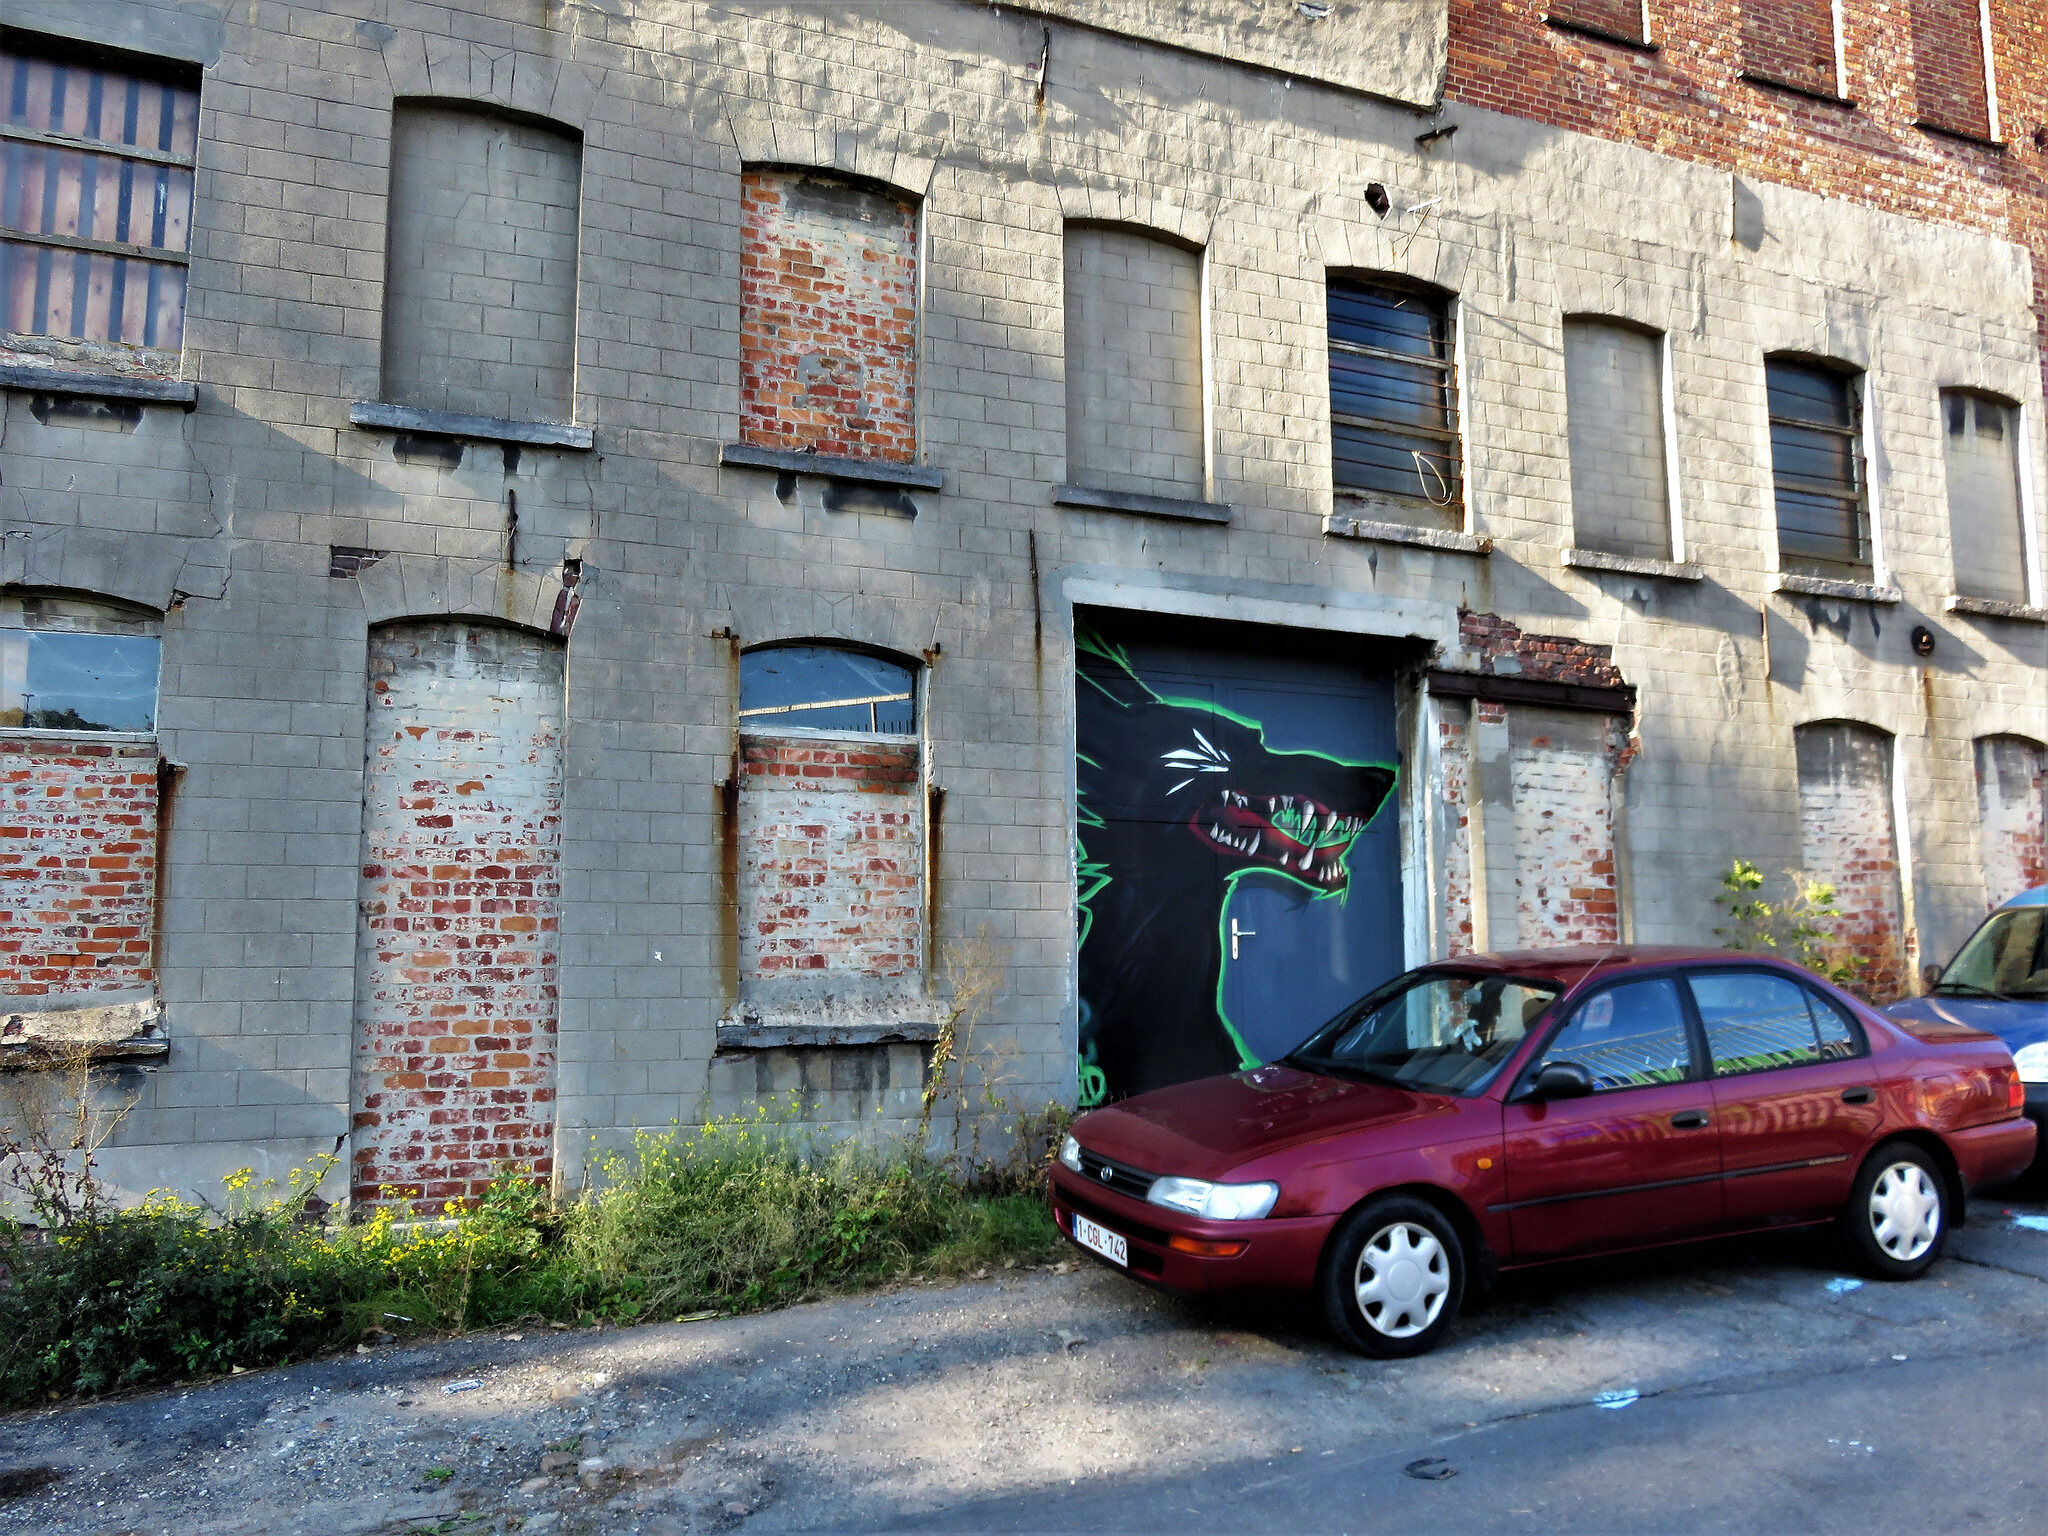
left=0, top=590, right=160, bottom=733
left=1941, top=391, right=2030, bottom=608
left=739, top=644, right=916, bottom=736
left=1765, top=356, right=1870, bottom=580
left=1975, top=735, right=2046, bottom=905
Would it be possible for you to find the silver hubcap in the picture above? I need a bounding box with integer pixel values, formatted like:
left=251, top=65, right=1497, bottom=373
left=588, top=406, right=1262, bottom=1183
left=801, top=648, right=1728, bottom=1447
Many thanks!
left=1354, top=1221, right=1450, bottom=1338
left=1868, top=1161, right=1941, bottom=1263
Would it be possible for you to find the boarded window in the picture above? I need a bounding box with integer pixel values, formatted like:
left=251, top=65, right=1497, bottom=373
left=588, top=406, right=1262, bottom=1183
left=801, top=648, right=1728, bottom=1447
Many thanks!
left=736, top=645, right=924, bottom=1001
left=1563, top=318, right=1671, bottom=559
left=1062, top=225, right=1206, bottom=499
left=1741, top=0, right=1839, bottom=98
left=1911, top=0, right=1994, bottom=141
left=0, top=591, right=162, bottom=1001
left=1328, top=276, right=1461, bottom=524
left=1546, top=2, right=1648, bottom=44
left=1795, top=722, right=1904, bottom=1001
left=1941, top=390, right=2028, bottom=605
left=0, top=42, right=197, bottom=355
left=381, top=104, right=582, bottom=424
left=1767, top=358, right=1870, bottom=578
left=1975, top=735, right=2046, bottom=906
left=739, top=170, right=918, bottom=464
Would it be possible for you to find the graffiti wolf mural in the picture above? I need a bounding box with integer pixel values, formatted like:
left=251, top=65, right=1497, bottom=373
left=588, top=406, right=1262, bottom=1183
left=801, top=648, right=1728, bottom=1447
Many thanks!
left=1075, top=626, right=1399, bottom=1103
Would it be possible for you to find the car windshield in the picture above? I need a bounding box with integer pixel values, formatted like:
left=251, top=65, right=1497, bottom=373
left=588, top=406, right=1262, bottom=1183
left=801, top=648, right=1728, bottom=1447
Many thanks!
left=1936, top=907, right=2048, bottom=1000
left=1287, top=971, right=1561, bottom=1096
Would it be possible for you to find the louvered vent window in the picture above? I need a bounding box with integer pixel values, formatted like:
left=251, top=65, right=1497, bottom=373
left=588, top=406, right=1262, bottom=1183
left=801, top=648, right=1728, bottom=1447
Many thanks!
left=1328, top=277, right=1462, bottom=523
left=1766, top=358, right=1870, bottom=577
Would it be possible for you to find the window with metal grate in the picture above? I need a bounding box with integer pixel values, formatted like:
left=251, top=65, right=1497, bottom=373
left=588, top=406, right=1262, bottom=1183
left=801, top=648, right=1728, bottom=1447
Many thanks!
left=1328, top=276, right=1462, bottom=525
left=1766, top=357, right=1870, bottom=578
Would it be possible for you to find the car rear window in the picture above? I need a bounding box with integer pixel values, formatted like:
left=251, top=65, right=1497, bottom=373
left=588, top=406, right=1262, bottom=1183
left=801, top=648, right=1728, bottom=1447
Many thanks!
left=1687, top=970, right=1862, bottom=1077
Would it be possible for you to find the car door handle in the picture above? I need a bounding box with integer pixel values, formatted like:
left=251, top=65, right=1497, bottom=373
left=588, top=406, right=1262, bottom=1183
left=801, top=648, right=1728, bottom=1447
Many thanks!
left=1842, top=1086, right=1875, bottom=1104
left=1671, top=1110, right=1710, bottom=1130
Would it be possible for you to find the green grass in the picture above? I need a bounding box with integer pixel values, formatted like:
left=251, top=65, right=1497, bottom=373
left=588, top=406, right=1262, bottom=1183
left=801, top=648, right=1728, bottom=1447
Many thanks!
left=0, top=1112, right=1065, bottom=1408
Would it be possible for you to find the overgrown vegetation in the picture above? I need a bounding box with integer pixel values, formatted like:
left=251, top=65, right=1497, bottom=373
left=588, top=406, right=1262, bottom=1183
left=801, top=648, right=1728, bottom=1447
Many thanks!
left=0, top=939, right=1069, bottom=1408
left=1714, top=858, right=1868, bottom=990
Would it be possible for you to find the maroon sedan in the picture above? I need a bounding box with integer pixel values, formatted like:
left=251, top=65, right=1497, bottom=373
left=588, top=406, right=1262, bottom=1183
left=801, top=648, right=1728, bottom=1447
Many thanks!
left=1050, top=946, right=2035, bottom=1357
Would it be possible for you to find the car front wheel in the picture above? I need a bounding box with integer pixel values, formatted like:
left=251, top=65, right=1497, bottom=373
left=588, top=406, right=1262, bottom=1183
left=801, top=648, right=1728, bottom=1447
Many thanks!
left=1842, top=1142, right=1948, bottom=1280
left=1319, top=1195, right=1465, bottom=1358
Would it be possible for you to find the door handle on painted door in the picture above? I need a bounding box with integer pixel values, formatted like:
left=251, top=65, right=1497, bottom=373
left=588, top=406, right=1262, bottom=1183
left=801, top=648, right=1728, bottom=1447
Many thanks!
left=1229, top=918, right=1256, bottom=961
left=1842, top=1086, right=1875, bottom=1104
left=1670, top=1110, right=1710, bottom=1129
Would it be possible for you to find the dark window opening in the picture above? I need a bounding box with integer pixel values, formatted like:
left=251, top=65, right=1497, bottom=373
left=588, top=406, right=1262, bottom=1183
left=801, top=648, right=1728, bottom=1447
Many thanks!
left=1328, top=277, right=1462, bottom=522
left=1767, top=357, right=1870, bottom=578
left=739, top=645, right=916, bottom=736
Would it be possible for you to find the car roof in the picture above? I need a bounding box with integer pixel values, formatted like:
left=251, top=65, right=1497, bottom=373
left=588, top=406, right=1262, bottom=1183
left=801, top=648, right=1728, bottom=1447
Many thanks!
left=1993, top=885, right=2048, bottom=911
left=1425, top=945, right=1799, bottom=989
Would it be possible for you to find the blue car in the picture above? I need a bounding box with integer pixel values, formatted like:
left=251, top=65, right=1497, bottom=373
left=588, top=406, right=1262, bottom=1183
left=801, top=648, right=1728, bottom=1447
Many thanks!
left=1888, top=885, right=2048, bottom=1182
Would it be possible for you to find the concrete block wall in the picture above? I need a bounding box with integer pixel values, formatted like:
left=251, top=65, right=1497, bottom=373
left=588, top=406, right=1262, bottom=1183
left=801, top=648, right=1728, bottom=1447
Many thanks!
left=0, top=0, right=2034, bottom=1202
left=1562, top=319, right=1672, bottom=559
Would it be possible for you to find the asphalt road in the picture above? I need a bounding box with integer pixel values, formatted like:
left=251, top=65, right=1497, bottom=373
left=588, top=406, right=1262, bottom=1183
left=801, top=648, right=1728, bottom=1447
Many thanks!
left=2, top=1191, right=2043, bottom=1536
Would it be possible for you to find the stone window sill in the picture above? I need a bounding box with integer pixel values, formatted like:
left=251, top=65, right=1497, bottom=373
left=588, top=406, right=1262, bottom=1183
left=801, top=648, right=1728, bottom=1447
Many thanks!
left=1328, top=513, right=1492, bottom=556
left=1737, top=71, right=1855, bottom=109
left=0, top=363, right=196, bottom=408
left=1563, top=547, right=1703, bottom=581
left=1, top=999, right=166, bottom=1071
left=1774, top=572, right=1902, bottom=604
left=1914, top=120, right=2004, bottom=152
left=351, top=401, right=594, bottom=451
left=1054, top=484, right=1231, bottom=524
left=1946, top=593, right=2048, bottom=624
left=721, top=441, right=942, bottom=491
left=714, top=1018, right=942, bottom=1053
left=1543, top=15, right=1658, bottom=52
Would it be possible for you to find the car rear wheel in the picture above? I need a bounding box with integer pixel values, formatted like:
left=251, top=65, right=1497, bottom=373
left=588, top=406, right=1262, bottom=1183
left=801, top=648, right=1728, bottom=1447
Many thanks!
left=1319, top=1196, right=1465, bottom=1358
left=1841, top=1142, right=1948, bottom=1280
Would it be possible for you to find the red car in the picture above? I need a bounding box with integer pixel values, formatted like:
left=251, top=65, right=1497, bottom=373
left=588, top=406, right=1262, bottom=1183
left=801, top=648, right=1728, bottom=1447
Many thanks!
left=1051, top=946, right=2035, bottom=1357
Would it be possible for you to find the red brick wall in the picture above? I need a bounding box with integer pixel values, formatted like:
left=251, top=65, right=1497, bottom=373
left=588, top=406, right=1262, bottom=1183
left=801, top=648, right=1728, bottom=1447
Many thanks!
left=1449, top=1, right=2048, bottom=392
left=1459, top=609, right=1631, bottom=690
left=1795, top=721, right=1908, bottom=1001
left=1911, top=0, right=1994, bottom=140
left=738, top=169, right=918, bottom=464
left=350, top=622, right=564, bottom=1208
left=1739, top=0, right=1839, bottom=96
left=738, top=736, right=922, bottom=982
left=1975, top=734, right=2046, bottom=907
left=1438, top=702, right=1479, bottom=955
left=1510, top=708, right=1629, bottom=946
left=0, top=736, right=157, bottom=998
left=1548, top=0, right=1649, bottom=43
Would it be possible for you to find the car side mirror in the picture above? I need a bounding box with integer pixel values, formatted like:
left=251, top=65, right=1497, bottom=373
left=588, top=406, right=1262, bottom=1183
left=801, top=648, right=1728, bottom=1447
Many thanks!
left=1526, top=1061, right=1596, bottom=1102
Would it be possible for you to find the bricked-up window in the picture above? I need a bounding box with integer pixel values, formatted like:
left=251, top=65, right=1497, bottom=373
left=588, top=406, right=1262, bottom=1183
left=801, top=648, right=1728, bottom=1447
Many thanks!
left=1741, top=0, right=1841, bottom=99
left=0, top=42, right=197, bottom=357
left=1545, top=2, right=1649, bottom=45
left=1062, top=224, right=1207, bottom=500
left=1795, top=721, right=1905, bottom=1001
left=1563, top=317, right=1672, bottom=560
left=1766, top=358, right=1870, bottom=578
left=735, top=644, right=925, bottom=997
left=1329, top=276, right=1462, bottom=524
left=0, top=591, right=161, bottom=1000
left=1975, top=735, right=2046, bottom=905
left=381, top=104, right=582, bottom=424
left=739, top=169, right=918, bottom=465
left=1911, top=0, right=1995, bottom=141
left=1941, top=390, right=2029, bottom=606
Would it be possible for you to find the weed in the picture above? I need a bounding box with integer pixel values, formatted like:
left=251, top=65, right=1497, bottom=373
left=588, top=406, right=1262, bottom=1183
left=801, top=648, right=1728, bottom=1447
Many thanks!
left=1714, top=859, right=1869, bottom=991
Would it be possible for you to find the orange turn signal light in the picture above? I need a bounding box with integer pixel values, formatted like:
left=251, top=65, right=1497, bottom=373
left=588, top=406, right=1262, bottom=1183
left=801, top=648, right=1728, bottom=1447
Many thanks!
left=2010, top=1076, right=2027, bottom=1111
left=1167, top=1235, right=1248, bottom=1258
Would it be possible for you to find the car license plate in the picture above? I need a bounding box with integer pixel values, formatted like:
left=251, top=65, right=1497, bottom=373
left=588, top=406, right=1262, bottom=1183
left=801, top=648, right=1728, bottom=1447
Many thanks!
left=1072, top=1213, right=1128, bottom=1267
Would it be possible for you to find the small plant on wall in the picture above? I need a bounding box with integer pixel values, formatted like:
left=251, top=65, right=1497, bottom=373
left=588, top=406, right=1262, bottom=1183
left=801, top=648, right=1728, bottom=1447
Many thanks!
left=1714, top=859, right=1867, bottom=991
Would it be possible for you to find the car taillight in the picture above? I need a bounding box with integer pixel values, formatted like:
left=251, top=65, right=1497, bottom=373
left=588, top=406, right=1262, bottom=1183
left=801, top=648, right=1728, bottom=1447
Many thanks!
left=2010, top=1073, right=2026, bottom=1112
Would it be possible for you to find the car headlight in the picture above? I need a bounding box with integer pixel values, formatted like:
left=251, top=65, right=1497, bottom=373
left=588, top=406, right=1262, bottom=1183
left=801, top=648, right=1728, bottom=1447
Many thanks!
left=1058, top=1134, right=1084, bottom=1172
left=1145, top=1176, right=1279, bottom=1221
left=2013, top=1042, right=2048, bottom=1084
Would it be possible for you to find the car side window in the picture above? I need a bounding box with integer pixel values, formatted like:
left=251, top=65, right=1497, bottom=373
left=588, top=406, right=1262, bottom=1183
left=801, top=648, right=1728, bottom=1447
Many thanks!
left=1687, top=970, right=1860, bottom=1077
left=1537, top=978, right=1693, bottom=1092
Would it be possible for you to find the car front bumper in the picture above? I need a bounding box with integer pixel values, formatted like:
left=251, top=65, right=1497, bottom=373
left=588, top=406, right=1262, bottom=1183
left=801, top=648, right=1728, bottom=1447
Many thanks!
left=1048, top=1165, right=1334, bottom=1295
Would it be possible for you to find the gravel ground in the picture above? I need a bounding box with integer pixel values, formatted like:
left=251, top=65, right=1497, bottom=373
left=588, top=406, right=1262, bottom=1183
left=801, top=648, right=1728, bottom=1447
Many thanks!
left=1, top=1191, right=2043, bottom=1536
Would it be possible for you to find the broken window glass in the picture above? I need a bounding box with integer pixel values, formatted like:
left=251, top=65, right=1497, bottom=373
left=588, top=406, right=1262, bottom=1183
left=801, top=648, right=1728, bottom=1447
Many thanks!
left=0, top=591, right=160, bottom=732
left=0, top=44, right=199, bottom=353
left=1327, top=277, right=1462, bottom=523
left=739, top=645, right=916, bottom=735
left=1766, top=357, right=1870, bottom=578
